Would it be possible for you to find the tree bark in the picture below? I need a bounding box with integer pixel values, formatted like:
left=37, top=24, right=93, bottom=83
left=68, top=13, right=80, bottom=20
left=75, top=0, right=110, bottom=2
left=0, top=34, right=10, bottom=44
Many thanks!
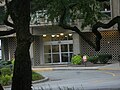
left=9, top=0, right=33, bottom=90
left=59, top=3, right=96, bottom=49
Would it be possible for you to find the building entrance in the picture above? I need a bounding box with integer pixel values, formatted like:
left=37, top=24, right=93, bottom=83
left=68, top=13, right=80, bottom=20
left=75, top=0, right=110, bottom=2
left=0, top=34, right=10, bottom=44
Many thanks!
left=44, top=40, right=73, bottom=64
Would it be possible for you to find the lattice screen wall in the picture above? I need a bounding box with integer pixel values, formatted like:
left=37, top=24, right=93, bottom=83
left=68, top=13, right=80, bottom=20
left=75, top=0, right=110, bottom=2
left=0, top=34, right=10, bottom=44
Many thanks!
left=80, top=30, right=120, bottom=63
left=1, top=38, right=9, bottom=60
left=8, top=37, right=17, bottom=60
left=33, top=36, right=41, bottom=66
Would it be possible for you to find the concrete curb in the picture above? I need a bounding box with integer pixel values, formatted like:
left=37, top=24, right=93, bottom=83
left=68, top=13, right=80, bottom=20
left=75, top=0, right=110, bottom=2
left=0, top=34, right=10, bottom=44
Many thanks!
left=32, top=65, right=120, bottom=71
left=32, top=77, right=49, bottom=84
left=52, top=67, right=100, bottom=70
left=32, top=68, right=53, bottom=72
left=32, top=67, right=101, bottom=71
left=98, top=68, right=120, bottom=70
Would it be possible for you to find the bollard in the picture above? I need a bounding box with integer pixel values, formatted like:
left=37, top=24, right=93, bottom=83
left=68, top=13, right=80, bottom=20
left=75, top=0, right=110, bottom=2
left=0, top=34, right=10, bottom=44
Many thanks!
left=83, top=55, right=87, bottom=67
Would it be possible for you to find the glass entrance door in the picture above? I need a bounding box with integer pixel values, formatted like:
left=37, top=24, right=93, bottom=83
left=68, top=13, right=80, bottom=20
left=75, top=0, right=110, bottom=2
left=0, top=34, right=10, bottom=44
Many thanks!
left=52, top=44, right=60, bottom=63
left=44, top=40, right=73, bottom=64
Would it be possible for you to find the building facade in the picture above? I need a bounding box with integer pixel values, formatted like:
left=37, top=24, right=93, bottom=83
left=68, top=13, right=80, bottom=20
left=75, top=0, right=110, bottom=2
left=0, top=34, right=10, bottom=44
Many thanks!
left=0, top=0, right=120, bottom=66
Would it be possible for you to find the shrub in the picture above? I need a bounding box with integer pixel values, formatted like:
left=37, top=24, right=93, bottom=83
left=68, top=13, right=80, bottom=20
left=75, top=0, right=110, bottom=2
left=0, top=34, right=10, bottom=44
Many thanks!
left=98, top=54, right=112, bottom=64
left=71, top=55, right=82, bottom=65
left=32, top=71, right=44, bottom=81
left=0, top=60, right=13, bottom=70
left=88, top=56, right=99, bottom=64
left=0, top=68, right=12, bottom=76
left=0, top=60, right=44, bottom=86
left=0, top=75, right=12, bottom=86
left=0, top=60, right=7, bottom=69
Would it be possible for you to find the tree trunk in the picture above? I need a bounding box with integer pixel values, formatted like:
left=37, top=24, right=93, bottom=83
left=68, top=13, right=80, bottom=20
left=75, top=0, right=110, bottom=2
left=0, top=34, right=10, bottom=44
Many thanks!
left=11, top=0, right=32, bottom=90
left=12, top=39, right=32, bottom=90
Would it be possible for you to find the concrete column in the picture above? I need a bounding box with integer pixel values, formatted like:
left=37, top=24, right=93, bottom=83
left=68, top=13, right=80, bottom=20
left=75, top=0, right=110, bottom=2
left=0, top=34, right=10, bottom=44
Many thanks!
left=111, top=0, right=120, bottom=18
left=30, top=43, right=34, bottom=66
left=39, top=35, right=44, bottom=64
left=33, top=36, right=41, bottom=66
left=33, top=36, right=44, bottom=66
left=73, top=33, right=81, bottom=55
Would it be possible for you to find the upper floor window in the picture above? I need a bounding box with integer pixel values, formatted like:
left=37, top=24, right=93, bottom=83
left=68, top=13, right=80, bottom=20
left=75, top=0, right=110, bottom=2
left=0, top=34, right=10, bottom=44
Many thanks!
left=30, top=10, right=48, bottom=25
left=100, top=0, right=111, bottom=17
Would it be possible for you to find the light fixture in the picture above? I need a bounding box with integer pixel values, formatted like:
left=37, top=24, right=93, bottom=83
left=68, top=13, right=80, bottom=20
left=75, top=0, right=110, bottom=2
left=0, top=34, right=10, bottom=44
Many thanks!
left=51, top=35, right=55, bottom=37
left=105, top=8, right=107, bottom=11
left=43, top=34, right=46, bottom=37
left=56, top=35, right=59, bottom=37
left=69, top=33, right=72, bottom=36
left=60, top=33, right=64, bottom=36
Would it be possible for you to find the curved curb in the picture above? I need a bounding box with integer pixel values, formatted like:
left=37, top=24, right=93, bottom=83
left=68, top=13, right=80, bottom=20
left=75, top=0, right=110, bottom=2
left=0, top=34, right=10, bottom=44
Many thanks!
left=32, top=77, right=49, bottom=84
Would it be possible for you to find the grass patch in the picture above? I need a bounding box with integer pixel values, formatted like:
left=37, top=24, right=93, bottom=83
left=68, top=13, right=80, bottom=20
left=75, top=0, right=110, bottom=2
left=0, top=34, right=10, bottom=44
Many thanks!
left=0, top=70, right=44, bottom=86
left=32, top=71, right=44, bottom=81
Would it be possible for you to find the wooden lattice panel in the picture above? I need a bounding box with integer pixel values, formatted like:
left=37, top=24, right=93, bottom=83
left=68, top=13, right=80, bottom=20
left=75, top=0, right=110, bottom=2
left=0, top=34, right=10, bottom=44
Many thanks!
left=33, top=36, right=41, bottom=66
left=1, top=38, right=9, bottom=60
left=80, top=30, right=120, bottom=63
left=8, top=37, right=17, bottom=59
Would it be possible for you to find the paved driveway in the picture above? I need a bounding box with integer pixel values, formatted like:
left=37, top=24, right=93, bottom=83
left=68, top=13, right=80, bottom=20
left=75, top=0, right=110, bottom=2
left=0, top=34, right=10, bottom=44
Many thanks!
left=32, top=70, right=120, bottom=90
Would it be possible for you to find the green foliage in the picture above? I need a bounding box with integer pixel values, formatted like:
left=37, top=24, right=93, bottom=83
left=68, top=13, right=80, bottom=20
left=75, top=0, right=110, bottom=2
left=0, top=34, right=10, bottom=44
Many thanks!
left=30, top=0, right=103, bottom=29
left=0, top=60, right=13, bottom=70
left=98, top=54, right=112, bottom=64
left=0, top=75, right=12, bottom=86
left=0, top=59, right=44, bottom=85
left=32, top=71, right=44, bottom=81
left=0, top=68, right=12, bottom=76
left=11, top=58, right=15, bottom=65
left=88, top=56, right=99, bottom=64
left=0, top=6, right=5, bottom=25
left=0, top=60, right=7, bottom=69
left=0, top=70, right=44, bottom=85
left=71, top=55, right=82, bottom=65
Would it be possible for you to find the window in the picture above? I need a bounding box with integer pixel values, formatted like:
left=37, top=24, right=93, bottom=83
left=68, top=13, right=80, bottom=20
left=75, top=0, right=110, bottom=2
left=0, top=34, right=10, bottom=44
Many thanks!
left=100, top=0, right=111, bottom=17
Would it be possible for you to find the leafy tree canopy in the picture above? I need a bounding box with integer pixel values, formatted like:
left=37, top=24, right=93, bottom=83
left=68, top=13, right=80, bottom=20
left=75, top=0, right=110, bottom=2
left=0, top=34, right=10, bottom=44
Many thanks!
left=31, top=0, right=110, bottom=51
left=31, top=0, right=103, bottom=29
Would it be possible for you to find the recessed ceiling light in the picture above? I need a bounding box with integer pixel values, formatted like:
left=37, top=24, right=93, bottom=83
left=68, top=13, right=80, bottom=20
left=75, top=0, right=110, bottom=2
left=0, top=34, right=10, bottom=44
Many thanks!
left=60, top=33, right=64, bottom=36
left=43, top=34, right=46, bottom=37
left=69, top=34, right=72, bottom=36
left=52, top=35, right=55, bottom=37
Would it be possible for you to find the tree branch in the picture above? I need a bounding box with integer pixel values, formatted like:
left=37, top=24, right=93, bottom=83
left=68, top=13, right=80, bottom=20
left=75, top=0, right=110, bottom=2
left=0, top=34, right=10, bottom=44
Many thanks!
left=59, top=0, right=96, bottom=50
left=96, top=0, right=109, bottom=2
left=59, top=23, right=96, bottom=49
left=92, top=16, right=120, bottom=51
left=0, top=0, right=16, bottom=37
left=4, top=11, right=15, bottom=28
left=0, top=29, right=16, bottom=36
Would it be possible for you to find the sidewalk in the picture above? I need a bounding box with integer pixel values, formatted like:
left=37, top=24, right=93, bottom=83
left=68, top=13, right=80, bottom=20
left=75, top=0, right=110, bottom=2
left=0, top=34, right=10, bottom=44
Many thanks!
left=99, top=62, right=120, bottom=70
left=32, top=62, right=120, bottom=71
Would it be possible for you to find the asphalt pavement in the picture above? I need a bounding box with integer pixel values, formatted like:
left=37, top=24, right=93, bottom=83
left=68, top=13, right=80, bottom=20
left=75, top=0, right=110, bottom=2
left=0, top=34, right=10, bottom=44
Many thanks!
left=4, top=62, right=120, bottom=90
